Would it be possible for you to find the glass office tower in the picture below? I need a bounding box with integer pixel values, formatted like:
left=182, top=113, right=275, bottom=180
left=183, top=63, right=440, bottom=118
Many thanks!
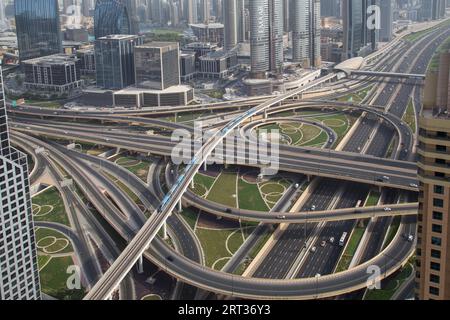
left=95, top=34, right=144, bottom=89
left=94, top=0, right=139, bottom=39
left=14, top=0, right=62, bottom=61
left=0, top=67, right=41, bottom=300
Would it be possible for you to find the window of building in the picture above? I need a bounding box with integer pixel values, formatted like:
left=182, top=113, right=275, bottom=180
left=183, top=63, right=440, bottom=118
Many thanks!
left=434, top=185, right=444, bottom=194
left=430, top=262, right=440, bottom=271
left=432, top=211, right=443, bottom=220
left=431, top=249, right=441, bottom=259
left=429, top=286, right=439, bottom=296
left=430, top=274, right=440, bottom=284
left=432, top=224, right=442, bottom=233
left=431, top=237, right=441, bottom=246
left=436, top=145, right=446, bottom=152
left=433, top=198, right=444, bottom=208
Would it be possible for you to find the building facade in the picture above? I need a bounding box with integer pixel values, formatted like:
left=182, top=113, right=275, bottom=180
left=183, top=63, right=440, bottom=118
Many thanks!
left=134, top=42, right=180, bottom=90
left=249, top=0, right=283, bottom=78
left=291, top=0, right=321, bottom=67
left=14, top=0, right=62, bottom=61
left=223, top=0, right=238, bottom=51
left=94, top=0, right=139, bottom=39
left=0, top=67, right=41, bottom=300
left=23, top=54, right=83, bottom=93
left=416, top=52, right=450, bottom=300
left=95, top=34, right=144, bottom=89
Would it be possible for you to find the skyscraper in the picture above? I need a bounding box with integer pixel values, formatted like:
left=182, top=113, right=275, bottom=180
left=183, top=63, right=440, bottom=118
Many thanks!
left=249, top=0, right=283, bottom=78
left=223, top=0, right=238, bottom=50
left=95, top=34, right=144, bottom=89
left=94, top=0, right=139, bottom=39
left=14, top=0, right=63, bottom=61
left=291, top=0, right=321, bottom=67
left=416, top=51, right=450, bottom=300
left=0, top=0, right=10, bottom=32
left=0, top=67, right=41, bottom=300
left=342, top=0, right=376, bottom=59
left=379, top=0, right=393, bottom=42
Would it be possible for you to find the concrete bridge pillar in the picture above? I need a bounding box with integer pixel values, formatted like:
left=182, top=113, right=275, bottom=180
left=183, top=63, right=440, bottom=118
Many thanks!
left=191, top=179, right=195, bottom=189
left=178, top=200, right=182, bottom=212
left=264, top=110, right=268, bottom=119
left=174, top=112, right=178, bottom=122
left=203, top=161, right=207, bottom=171
left=307, top=175, right=312, bottom=182
left=137, top=255, right=144, bottom=274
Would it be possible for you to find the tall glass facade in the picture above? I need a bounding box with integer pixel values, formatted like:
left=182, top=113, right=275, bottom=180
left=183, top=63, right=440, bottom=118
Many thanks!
left=343, top=0, right=364, bottom=59
left=95, top=34, right=143, bottom=89
left=135, top=43, right=180, bottom=90
left=14, top=0, right=62, bottom=61
left=94, top=0, right=139, bottom=39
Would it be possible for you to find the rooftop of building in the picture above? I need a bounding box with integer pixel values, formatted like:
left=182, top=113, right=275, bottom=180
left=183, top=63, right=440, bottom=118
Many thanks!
left=22, top=53, right=79, bottom=65
left=114, top=85, right=193, bottom=95
left=136, top=41, right=179, bottom=49
left=97, top=34, right=141, bottom=41
left=189, top=23, right=224, bottom=29
left=184, top=42, right=218, bottom=49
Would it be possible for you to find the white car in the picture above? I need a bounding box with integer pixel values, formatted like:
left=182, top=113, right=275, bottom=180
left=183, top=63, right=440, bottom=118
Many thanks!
left=311, top=205, right=316, bottom=211
left=310, top=246, right=317, bottom=253
left=409, top=183, right=418, bottom=188
left=382, top=176, right=390, bottom=180
left=329, top=237, right=335, bottom=244
left=277, top=215, right=286, bottom=220
left=384, top=207, right=392, bottom=212
left=407, top=235, right=414, bottom=242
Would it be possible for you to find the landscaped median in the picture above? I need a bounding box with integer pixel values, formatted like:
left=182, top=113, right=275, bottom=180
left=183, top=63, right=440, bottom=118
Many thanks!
left=334, top=190, right=381, bottom=272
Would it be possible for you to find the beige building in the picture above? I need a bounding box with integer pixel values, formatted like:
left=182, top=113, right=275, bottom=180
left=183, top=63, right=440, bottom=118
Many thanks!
left=416, top=51, right=450, bottom=300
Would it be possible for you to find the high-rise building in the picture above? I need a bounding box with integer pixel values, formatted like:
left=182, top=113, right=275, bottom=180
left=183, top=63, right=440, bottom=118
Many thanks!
left=379, top=0, right=393, bottom=42
left=14, top=0, right=63, bottom=61
left=134, top=42, right=180, bottom=90
left=95, top=34, right=144, bottom=89
left=320, top=0, right=340, bottom=17
left=342, top=0, right=376, bottom=59
left=249, top=0, right=283, bottom=78
left=291, top=0, right=321, bottom=67
left=0, top=0, right=9, bottom=31
left=223, top=0, right=237, bottom=50
left=0, top=67, right=41, bottom=300
left=94, top=0, right=139, bottom=39
left=416, top=51, right=450, bottom=300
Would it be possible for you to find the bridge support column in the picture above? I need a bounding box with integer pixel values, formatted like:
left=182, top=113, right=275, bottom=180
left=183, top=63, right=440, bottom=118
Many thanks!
left=264, top=110, right=268, bottom=119
left=307, top=175, right=312, bottom=182
left=137, top=255, right=144, bottom=274
left=174, top=112, right=178, bottom=122
left=203, top=161, right=207, bottom=171
left=191, top=179, right=195, bottom=189
left=178, top=200, right=182, bottom=212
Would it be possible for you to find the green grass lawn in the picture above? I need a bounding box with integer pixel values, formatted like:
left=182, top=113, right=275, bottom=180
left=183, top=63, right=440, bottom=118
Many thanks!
left=335, top=224, right=367, bottom=273
left=190, top=173, right=216, bottom=197
left=32, top=186, right=70, bottom=227
left=364, top=263, right=413, bottom=300
left=39, top=255, right=86, bottom=300
left=206, top=170, right=238, bottom=208
left=115, top=156, right=152, bottom=182
left=403, top=99, right=416, bottom=134
left=365, top=191, right=381, bottom=206
left=238, top=179, right=268, bottom=212
left=196, top=228, right=243, bottom=269
left=35, top=228, right=73, bottom=255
